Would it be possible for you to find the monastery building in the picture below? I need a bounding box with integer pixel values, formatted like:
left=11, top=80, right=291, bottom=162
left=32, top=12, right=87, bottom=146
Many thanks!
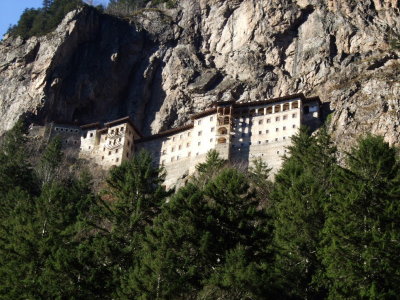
left=39, top=94, right=321, bottom=187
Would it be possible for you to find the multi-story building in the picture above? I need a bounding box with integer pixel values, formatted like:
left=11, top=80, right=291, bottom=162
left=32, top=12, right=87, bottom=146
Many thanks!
left=42, top=94, right=321, bottom=187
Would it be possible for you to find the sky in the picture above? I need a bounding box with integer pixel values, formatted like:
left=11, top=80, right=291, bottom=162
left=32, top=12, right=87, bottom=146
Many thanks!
left=0, top=0, right=110, bottom=39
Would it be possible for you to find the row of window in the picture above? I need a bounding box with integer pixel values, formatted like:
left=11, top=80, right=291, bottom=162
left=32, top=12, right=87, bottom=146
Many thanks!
left=64, top=140, right=79, bottom=145
left=101, top=151, right=130, bottom=160
left=236, top=124, right=297, bottom=137
left=233, top=136, right=290, bottom=147
left=162, top=151, right=204, bottom=164
left=55, top=127, right=80, bottom=133
left=236, top=113, right=297, bottom=126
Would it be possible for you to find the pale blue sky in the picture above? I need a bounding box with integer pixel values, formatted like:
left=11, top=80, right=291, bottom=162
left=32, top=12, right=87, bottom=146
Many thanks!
left=0, top=0, right=110, bottom=39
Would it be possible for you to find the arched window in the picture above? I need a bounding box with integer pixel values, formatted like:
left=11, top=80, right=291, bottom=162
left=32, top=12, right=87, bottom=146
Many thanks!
left=218, top=127, right=228, bottom=135
left=283, top=103, right=290, bottom=111
left=257, top=108, right=265, bottom=115
left=223, top=117, right=230, bottom=125
left=266, top=107, right=273, bottom=114
left=292, top=101, right=299, bottom=109
left=217, top=137, right=227, bottom=144
left=274, top=105, right=281, bottom=113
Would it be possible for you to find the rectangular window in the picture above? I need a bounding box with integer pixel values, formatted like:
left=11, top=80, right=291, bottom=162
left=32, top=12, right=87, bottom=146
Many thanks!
left=258, top=141, right=261, bottom=144
left=210, top=116, right=213, bottom=121
left=172, top=137, right=176, bottom=141
left=259, top=131, right=262, bottom=135
left=180, top=134, right=182, bottom=139
left=211, top=127, right=215, bottom=132
left=172, top=147, right=175, bottom=152
left=198, top=120, right=201, bottom=125
left=275, top=138, right=278, bottom=141
left=210, top=138, right=213, bottom=142
left=102, top=156, right=104, bottom=160
left=179, top=145, right=182, bottom=150
left=198, top=131, right=202, bottom=136
left=283, top=115, right=287, bottom=120
left=186, top=142, right=190, bottom=147
left=267, top=119, right=271, bottom=123
left=276, top=117, right=280, bottom=122
left=109, top=151, right=111, bottom=155
left=283, top=126, right=286, bottom=130
left=90, top=133, right=94, bottom=137
left=266, top=140, right=269, bottom=143
left=198, top=142, right=201, bottom=146
left=292, top=113, right=297, bottom=118
left=188, top=152, right=191, bottom=157
left=276, top=128, right=279, bottom=132
left=115, top=149, right=118, bottom=153
left=266, top=130, right=269, bottom=134
left=162, top=160, right=165, bottom=165
left=258, top=120, right=263, bottom=125
left=116, top=158, right=119, bottom=162
left=292, top=124, right=296, bottom=128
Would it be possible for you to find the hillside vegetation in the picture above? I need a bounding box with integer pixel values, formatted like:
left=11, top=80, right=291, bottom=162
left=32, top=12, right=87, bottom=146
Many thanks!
left=7, top=0, right=176, bottom=39
left=0, top=122, right=399, bottom=299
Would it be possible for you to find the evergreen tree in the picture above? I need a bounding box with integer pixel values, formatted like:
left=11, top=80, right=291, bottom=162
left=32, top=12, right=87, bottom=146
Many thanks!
left=38, top=136, right=63, bottom=185
left=89, top=151, right=172, bottom=297
left=194, top=149, right=227, bottom=187
left=248, top=157, right=273, bottom=207
left=131, top=168, right=274, bottom=299
left=0, top=176, right=98, bottom=299
left=271, top=126, right=337, bottom=299
left=0, top=120, right=38, bottom=195
left=321, top=135, right=400, bottom=299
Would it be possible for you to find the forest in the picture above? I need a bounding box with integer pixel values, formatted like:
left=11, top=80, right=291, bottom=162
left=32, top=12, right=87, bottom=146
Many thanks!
left=7, top=0, right=176, bottom=39
left=0, top=120, right=399, bottom=300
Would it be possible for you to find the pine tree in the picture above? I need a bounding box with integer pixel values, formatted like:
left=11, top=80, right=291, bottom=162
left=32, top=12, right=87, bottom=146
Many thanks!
left=130, top=168, right=275, bottom=299
left=0, top=175, right=98, bottom=299
left=271, top=126, right=337, bottom=298
left=194, top=149, right=227, bottom=187
left=89, top=151, right=172, bottom=297
left=38, top=136, right=63, bottom=185
left=248, top=157, right=273, bottom=207
left=321, top=135, right=400, bottom=299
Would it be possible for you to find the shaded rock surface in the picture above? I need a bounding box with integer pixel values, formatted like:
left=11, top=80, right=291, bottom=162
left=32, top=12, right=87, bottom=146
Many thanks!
left=0, top=0, right=399, bottom=151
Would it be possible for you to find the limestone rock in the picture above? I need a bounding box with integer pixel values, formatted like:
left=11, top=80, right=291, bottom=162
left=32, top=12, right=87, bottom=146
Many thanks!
left=0, top=0, right=399, bottom=153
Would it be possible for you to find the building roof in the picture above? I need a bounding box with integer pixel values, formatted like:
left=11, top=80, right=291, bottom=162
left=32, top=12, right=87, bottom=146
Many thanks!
left=104, top=116, right=143, bottom=138
left=190, top=108, right=217, bottom=120
left=80, top=122, right=101, bottom=129
left=136, top=123, right=194, bottom=143
left=232, top=93, right=307, bottom=108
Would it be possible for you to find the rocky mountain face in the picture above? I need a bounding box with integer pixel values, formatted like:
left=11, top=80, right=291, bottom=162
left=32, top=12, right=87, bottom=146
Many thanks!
left=0, top=0, right=399, bottom=151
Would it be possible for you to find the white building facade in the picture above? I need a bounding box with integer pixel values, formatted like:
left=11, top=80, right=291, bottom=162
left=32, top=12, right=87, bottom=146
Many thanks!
left=47, top=94, right=321, bottom=187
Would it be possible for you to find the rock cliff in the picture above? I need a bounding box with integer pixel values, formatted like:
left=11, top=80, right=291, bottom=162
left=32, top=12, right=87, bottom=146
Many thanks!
left=0, top=0, right=399, bottom=151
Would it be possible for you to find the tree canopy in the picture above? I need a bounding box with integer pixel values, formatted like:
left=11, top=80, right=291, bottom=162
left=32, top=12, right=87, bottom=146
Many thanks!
left=1, top=123, right=400, bottom=299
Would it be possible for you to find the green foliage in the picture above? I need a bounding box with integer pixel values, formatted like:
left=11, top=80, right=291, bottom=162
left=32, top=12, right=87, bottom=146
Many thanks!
left=321, top=135, right=400, bottom=299
left=0, top=121, right=38, bottom=195
left=8, top=0, right=83, bottom=39
left=271, top=126, right=337, bottom=299
left=38, top=136, right=63, bottom=185
left=1, top=121, right=400, bottom=299
left=88, top=151, right=172, bottom=297
left=194, top=149, right=227, bottom=186
left=248, top=157, right=273, bottom=207
left=131, top=168, right=275, bottom=299
left=106, top=0, right=177, bottom=16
